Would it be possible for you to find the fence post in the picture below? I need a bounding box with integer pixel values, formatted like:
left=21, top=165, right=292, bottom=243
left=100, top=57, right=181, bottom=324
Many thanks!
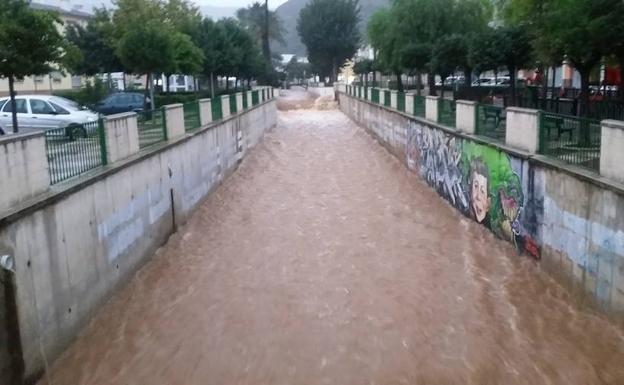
left=456, top=100, right=477, bottom=134
left=98, top=118, right=108, bottom=165
left=425, top=96, right=440, bottom=122
left=104, top=112, right=139, bottom=163
left=246, top=91, right=253, bottom=109
left=164, top=104, right=185, bottom=140
left=600, top=120, right=624, bottom=183
left=199, top=98, right=212, bottom=126
left=221, top=94, right=231, bottom=118
left=405, top=93, right=414, bottom=115
left=390, top=90, right=398, bottom=110
left=236, top=92, right=244, bottom=112
left=505, top=107, right=540, bottom=153
left=379, top=89, right=386, bottom=106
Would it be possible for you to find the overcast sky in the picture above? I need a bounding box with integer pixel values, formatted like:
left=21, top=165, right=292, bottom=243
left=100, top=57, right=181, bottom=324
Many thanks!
left=194, top=0, right=289, bottom=8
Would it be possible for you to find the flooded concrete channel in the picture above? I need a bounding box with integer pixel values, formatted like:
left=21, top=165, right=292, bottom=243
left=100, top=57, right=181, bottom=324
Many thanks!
left=40, top=89, right=624, bottom=385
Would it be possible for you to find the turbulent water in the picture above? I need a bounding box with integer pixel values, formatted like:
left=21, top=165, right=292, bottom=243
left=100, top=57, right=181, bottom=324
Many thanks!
left=40, top=89, right=624, bottom=385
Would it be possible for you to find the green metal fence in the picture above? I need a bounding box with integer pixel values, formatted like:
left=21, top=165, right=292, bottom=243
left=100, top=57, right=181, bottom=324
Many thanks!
left=413, top=95, right=426, bottom=117
left=372, top=88, right=380, bottom=104
left=397, top=92, right=406, bottom=112
left=229, top=94, right=237, bottom=114
left=183, top=101, right=201, bottom=132
left=476, top=104, right=506, bottom=142
left=252, top=90, right=259, bottom=106
left=438, top=99, right=456, bottom=127
left=539, top=112, right=601, bottom=171
left=364, top=87, right=368, bottom=100
left=137, top=108, right=167, bottom=148
left=45, top=120, right=107, bottom=184
left=384, top=90, right=391, bottom=107
left=243, top=92, right=249, bottom=109
left=212, top=97, right=223, bottom=121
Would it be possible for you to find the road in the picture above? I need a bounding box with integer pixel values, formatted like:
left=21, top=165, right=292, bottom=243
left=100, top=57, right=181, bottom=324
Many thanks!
left=39, top=89, right=624, bottom=385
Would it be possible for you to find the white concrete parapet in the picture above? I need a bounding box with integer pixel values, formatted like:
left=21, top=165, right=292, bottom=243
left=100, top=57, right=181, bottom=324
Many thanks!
left=104, top=112, right=139, bottom=163
left=600, top=120, right=624, bottom=183
left=221, top=95, right=231, bottom=118
left=367, top=87, right=373, bottom=102
left=246, top=91, right=253, bottom=109
left=456, top=100, right=477, bottom=134
left=426, top=96, right=440, bottom=122
left=0, top=132, right=49, bottom=213
left=390, top=90, right=398, bottom=110
left=236, top=92, right=244, bottom=112
left=379, top=89, right=386, bottom=106
left=164, top=103, right=185, bottom=140
left=405, top=93, right=415, bottom=115
left=199, top=98, right=212, bottom=126
left=505, top=107, right=540, bottom=153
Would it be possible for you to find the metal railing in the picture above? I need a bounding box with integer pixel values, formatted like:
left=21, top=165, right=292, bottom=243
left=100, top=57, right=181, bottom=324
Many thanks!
left=413, top=95, right=425, bottom=117
left=476, top=104, right=506, bottom=142
left=539, top=112, right=601, bottom=171
left=384, top=90, right=391, bottom=107
left=438, top=99, right=456, bottom=128
left=397, top=92, right=406, bottom=112
left=137, top=108, right=167, bottom=148
left=372, top=88, right=380, bottom=104
left=229, top=94, right=237, bottom=114
left=212, top=97, right=223, bottom=121
left=45, top=120, right=107, bottom=184
left=252, top=90, right=259, bottom=106
left=183, top=101, right=201, bottom=132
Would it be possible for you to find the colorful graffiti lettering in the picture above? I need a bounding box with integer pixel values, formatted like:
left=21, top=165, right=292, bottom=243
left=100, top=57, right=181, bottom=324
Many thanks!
left=407, top=121, right=540, bottom=258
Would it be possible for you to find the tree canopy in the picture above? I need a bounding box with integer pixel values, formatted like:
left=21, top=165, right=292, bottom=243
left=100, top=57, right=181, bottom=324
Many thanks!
left=297, top=0, right=361, bottom=84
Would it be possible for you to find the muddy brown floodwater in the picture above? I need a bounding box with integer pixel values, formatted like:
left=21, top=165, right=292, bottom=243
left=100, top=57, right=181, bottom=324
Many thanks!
left=41, top=89, right=624, bottom=385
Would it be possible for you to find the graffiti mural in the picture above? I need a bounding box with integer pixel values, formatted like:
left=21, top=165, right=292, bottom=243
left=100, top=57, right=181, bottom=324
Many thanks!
left=407, top=121, right=540, bottom=258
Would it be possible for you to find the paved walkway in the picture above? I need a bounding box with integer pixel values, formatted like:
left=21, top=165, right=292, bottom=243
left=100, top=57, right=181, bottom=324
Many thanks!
left=41, top=90, right=624, bottom=385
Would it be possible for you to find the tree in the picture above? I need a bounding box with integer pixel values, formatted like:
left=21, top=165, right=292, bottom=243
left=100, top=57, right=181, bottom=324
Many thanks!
left=431, top=34, right=468, bottom=99
left=197, top=18, right=222, bottom=97
left=0, top=0, right=72, bottom=133
left=118, top=20, right=176, bottom=110
left=237, top=2, right=285, bottom=49
left=368, top=8, right=405, bottom=91
left=495, top=24, right=533, bottom=105
left=65, top=8, right=124, bottom=83
left=352, top=59, right=374, bottom=86
left=163, top=32, right=204, bottom=92
left=297, top=0, right=361, bottom=84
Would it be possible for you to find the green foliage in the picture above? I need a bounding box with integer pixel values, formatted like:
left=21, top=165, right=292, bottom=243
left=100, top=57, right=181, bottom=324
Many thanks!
left=65, top=8, right=123, bottom=76
left=0, top=0, right=73, bottom=131
left=297, top=0, right=361, bottom=83
left=54, top=78, right=109, bottom=106
left=117, top=20, right=176, bottom=76
left=237, top=2, right=285, bottom=47
left=285, top=56, right=311, bottom=81
left=431, top=34, right=468, bottom=80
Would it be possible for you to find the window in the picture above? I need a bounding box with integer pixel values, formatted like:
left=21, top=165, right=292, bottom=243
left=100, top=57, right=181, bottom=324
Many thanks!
left=50, top=71, right=63, bottom=83
left=34, top=75, right=44, bottom=83
left=2, top=99, right=27, bottom=113
left=30, top=99, right=56, bottom=114
left=49, top=102, right=70, bottom=115
left=176, top=75, right=186, bottom=86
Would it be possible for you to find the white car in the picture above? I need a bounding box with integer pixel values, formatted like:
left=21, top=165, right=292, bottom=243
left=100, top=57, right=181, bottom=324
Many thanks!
left=0, top=95, right=99, bottom=136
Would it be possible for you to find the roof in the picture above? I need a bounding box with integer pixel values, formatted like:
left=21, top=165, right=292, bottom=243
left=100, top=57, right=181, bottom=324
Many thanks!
left=30, top=2, right=92, bottom=19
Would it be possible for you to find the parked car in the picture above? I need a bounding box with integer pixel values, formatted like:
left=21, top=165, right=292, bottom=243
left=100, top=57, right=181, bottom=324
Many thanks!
left=472, top=77, right=494, bottom=86
left=0, top=95, right=99, bottom=137
left=92, top=92, right=148, bottom=115
left=436, top=76, right=465, bottom=86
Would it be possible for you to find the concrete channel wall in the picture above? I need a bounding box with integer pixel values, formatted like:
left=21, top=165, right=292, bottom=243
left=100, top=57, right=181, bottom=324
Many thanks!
left=0, top=99, right=277, bottom=383
left=338, top=92, right=624, bottom=323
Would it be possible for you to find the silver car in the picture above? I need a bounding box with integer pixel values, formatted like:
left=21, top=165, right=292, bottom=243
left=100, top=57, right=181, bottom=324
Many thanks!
left=0, top=95, right=99, bottom=136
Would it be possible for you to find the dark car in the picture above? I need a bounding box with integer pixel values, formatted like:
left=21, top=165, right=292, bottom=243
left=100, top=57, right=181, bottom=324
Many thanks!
left=93, top=92, right=148, bottom=115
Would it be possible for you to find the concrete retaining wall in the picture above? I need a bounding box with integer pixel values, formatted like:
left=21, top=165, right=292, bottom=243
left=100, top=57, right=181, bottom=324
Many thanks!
left=0, top=100, right=277, bottom=382
left=338, top=92, right=624, bottom=322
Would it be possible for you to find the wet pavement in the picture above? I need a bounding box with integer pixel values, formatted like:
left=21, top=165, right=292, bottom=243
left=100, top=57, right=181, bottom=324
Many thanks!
left=41, top=89, right=624, bottom=385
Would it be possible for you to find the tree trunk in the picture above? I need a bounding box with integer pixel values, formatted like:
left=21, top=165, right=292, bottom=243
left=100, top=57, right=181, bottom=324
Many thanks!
left=539, top=64, right=548, bottom=109
left=619, top=57, right=624, bottom=104
left=226, top=77, right=229, bottom=93
left=509, top=65, right=517, bottom=107
left=210, top=72, right=215, bottom=99
left=396, top=71, right=403, bottom=92
left=149, top=73, right=156, bottom=111
left=8, top=76, right=18, bottom=133
left=107, top=72, right=112, bottom=91
left=416, top=71, right=422, bottom=96
left=165, top=75, right=170, bottom=93
left=122, top=73, right=127, bottom=91
left=550, top=65, right=557, bottom=111
left=143, top=74, right=150, bottom=110
left=331, top=59, right=337, bottom=86
left=579, top=68, right=591, bottom=147
left=372, top=70, right=377, bottom=88
left=428, top=72, right=436, bottom=96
